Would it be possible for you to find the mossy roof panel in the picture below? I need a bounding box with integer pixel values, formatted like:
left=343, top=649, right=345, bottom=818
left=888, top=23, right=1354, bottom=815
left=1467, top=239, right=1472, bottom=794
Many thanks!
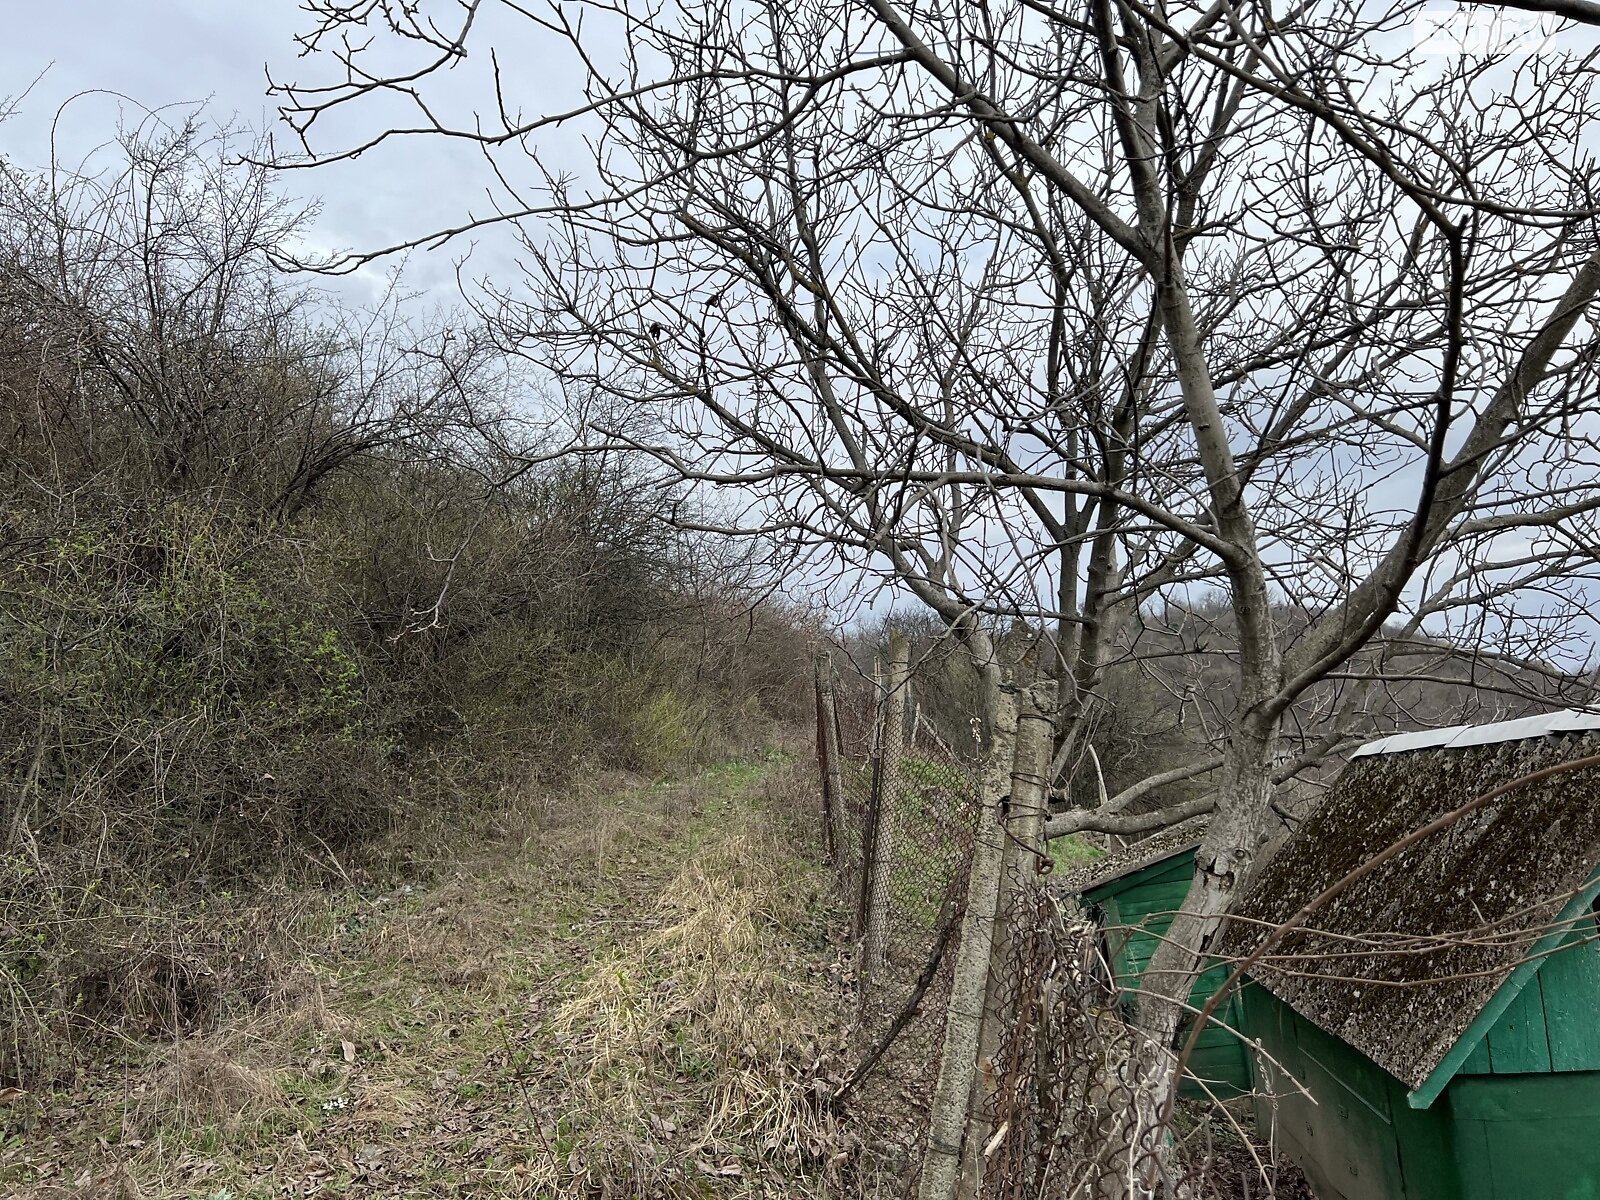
left=1060, top=817, right=1205, bottom=897
left=1220, top=732, right=1600, bottom=1092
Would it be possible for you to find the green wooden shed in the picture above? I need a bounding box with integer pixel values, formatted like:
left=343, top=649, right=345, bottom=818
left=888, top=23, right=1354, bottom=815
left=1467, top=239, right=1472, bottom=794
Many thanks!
left=1070, top=822, right=1254, bottom=1100
left=1221, top=710, right=1600, bottom=1200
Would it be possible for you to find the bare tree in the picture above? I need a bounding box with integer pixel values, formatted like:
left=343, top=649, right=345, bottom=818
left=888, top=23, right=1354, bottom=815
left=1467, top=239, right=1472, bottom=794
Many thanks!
left=1463, top=0, right=1600, bottom=26
left=276, top=0, right=1600, bottom=1183
left=0, top=109, right=509, bottom=522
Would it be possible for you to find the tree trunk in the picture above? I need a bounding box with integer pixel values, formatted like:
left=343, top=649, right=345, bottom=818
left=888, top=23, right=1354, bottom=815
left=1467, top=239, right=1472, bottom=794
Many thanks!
left=1131, top=711, right=1279, bottom=1194
left=919, top=680, right=1020, bottom=1200
left=957, top=682, right=1054, bottom=1198
left=862, top=630, right=909, bottom=982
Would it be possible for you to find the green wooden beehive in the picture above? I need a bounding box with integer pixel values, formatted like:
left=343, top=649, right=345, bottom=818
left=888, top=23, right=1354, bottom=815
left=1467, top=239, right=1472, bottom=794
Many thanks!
left=1072, top=825, right=1254, bottom=1100
left=1220, top=711, right=1600, bottom=1200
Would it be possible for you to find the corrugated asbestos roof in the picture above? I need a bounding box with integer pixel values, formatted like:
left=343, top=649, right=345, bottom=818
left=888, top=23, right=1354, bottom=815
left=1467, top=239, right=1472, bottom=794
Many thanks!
left=1351, top=708, right=1600, bottom=758
left=1058, top=817, right=1206, bottom=896
left=1221, top=728, right=1600, bottom=1093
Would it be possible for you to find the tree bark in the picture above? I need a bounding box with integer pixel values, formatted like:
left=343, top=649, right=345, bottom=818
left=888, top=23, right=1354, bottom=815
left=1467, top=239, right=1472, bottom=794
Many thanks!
left=1136, top=713, right=1279, bottom=1069
left=919, top=680, right=1020, bottom=1200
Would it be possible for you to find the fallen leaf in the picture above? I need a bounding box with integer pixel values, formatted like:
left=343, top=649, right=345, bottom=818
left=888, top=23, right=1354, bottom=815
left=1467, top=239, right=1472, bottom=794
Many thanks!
left=341, top=1039, right=356, bottom=1064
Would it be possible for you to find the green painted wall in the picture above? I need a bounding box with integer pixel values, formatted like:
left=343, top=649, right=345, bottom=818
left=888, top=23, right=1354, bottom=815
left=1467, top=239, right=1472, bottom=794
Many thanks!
left=1444, top=926, right=1600, bottom=1199
left=1083, top=849, right=1253, bottom=1099
left=1247, top=970, right=1600, bottom=1200
left=1458, top=919, right=1600, bottom=1078
left=1244, top=982, right=1457, bottom=1200
left=1089, top=850, right=1600, bottom=1197
left=1448, top=1072, right=1600, bottom=1200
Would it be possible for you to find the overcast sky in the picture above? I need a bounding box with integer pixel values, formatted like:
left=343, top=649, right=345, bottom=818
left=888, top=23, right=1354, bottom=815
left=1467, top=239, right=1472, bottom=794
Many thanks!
left=0, top=2, right=551, bottom=307
left=4, top=5, right=310, bottom=206
left=7, top=3, right=1597, bottom=637
left=2, top=2, right=294, bottom=137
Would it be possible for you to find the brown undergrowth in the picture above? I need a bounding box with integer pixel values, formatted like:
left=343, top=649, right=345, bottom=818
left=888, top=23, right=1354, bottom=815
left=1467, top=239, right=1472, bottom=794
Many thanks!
left=0, top=754, right=860, bottom=1198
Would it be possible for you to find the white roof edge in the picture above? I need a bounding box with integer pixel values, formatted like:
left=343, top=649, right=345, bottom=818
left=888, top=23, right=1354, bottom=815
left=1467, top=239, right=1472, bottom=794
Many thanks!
left=1351, top=709, right=1600, bottom=758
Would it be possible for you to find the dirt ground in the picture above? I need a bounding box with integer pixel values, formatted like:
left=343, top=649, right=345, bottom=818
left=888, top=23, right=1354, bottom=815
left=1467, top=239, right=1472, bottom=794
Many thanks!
left=1179, top=1101, right=1316, bottom=1200
left=2, top=756, right=1317, bottom=1199
left=1, top=757, right=863, bottom=1199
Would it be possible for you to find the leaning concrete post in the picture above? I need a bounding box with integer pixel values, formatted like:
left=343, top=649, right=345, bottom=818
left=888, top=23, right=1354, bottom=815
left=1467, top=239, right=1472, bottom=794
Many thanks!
left=956, top=681, right=1055, bottom=1199
left=918, top=679, right=1022, bottom=1200
left=861, top=630, right=909, bottom=983
left=814, top=648, right=844, bottom=863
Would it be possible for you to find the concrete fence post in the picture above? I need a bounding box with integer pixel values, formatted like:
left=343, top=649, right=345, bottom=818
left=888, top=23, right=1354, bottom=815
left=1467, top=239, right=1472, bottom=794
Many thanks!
left=918, top=677, right=1023, bottom=1200
left=814, top=648, right=843, bottom=863
left=860, top=630, right=909, bottom=984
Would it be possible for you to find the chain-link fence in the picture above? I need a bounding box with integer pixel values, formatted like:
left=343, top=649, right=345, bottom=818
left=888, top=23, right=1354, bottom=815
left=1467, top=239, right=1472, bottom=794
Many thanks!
left=814, top=641, right=984, bottom=1181
left=978, top=886, right=1179, bottom=1198
left=812, top=643, right=1290, bottom=1199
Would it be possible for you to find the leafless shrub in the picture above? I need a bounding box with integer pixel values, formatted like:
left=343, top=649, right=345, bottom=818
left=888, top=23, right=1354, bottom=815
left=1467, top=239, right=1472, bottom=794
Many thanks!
left=0, top=107, right=812, bottom=1090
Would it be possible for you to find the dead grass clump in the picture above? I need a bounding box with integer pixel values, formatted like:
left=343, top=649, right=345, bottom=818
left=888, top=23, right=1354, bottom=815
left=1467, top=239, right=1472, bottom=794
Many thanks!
left=0, top=864, right=327, bottom=1090
left=370, top=881, right=510, bottom=988
left=540, top=783, right=677, bottom=885
left=542, top=815, right=847, bottom=1196
left=756, top=755, right=827, bottom=840
left=134, top=1037, right=282, bottom=1134
left=269, top=977, right=351, bottom=1047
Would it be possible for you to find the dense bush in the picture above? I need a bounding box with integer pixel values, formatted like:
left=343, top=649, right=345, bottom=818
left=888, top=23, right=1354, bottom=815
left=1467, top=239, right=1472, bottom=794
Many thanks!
left=0, top=118, right=809, bottom=1085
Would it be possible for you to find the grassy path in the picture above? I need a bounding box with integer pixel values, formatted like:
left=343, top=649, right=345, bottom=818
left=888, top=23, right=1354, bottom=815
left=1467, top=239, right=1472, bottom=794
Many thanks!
left=3, top=756, right=857, bottom=1199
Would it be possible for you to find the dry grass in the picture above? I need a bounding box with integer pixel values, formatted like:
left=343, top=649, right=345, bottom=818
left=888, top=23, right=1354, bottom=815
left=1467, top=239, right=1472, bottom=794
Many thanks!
left=0, top=872, right=313, bottom=1073
left=539, top=819, right=849, bottom=1196
left=133, top=1038, right=284, bottom=1134
left=1, top=755, right=859, bottom=1199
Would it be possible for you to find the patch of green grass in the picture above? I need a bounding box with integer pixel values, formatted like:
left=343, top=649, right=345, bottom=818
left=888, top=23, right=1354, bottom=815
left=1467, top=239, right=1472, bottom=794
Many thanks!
left=1050, top=834, right=1105, bottom=872
left=701, top=757, right=768, bottom=792
left=1043, top=838, right=1107, bottom=876
left=278, top=1069, right=346, bottom=1114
